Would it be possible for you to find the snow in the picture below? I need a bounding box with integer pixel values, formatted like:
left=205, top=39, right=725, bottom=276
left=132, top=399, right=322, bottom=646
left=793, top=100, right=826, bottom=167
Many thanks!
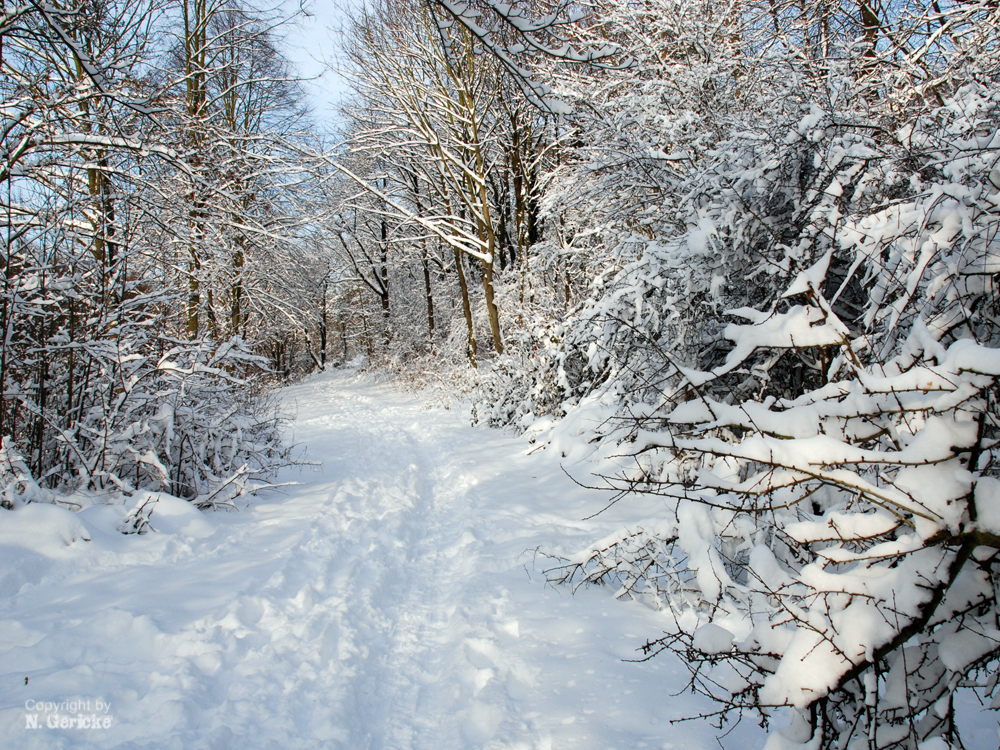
left=0, top=369, right=765, bottom=750
left=975, top=476, right=1000, bottom=535
left=938, top=629, right=1000, bottom=673
left=0, top=504, right=92, bottom=554
left=691, top=624, right=734, bottom=655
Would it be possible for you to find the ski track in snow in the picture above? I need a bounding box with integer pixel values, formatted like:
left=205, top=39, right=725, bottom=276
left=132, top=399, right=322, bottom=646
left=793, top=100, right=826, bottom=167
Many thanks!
left=0, top=369, right=766, bottom=750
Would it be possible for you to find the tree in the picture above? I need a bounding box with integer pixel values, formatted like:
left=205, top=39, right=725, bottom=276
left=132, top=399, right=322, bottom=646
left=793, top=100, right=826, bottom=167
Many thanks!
left=334, top=0, right=551, bottom=365
left=0, top=0, right=312, bottom=507
left=530, top=1, right=1000, bottom=746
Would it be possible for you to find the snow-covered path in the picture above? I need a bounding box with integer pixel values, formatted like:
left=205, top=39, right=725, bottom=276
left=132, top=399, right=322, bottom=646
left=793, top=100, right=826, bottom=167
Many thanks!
left=0, top=370, right=762, bottom=750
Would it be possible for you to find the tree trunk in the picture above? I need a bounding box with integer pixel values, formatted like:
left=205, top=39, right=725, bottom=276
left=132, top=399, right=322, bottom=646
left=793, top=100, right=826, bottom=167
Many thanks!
left=481, top=257, right=502, bottom=355
left=859, top=0, right=880, bottom=58
left=411, top=174, right=435, bottom=347
left=320, top=278, right=328, bottom=367
left=187, top=255, right=200, bottom=339
left=423, top=246, right=435, bottom=345
left=231, top=239, right=244, bottom=337
left=380, top=219, right=390, bottom=345
left=454, top=248, right=477, bottom=367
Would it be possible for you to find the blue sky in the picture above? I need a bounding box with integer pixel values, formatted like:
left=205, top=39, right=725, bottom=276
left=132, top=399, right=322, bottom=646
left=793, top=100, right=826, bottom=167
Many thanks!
left=282, top=0, right=354, bottom=131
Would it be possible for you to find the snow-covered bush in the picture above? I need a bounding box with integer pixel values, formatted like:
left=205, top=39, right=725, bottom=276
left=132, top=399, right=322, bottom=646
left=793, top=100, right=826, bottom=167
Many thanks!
left=549, top=84, right=1000, bottom=748
left=0, top=438, right=57, bottom=510
left=467, top=329, right=567, bottom=428
left=0, top=0, right=312, bottom=522
left=83, top=338, right=290, bottom=507
left=542, top=74, right=911, bottom=403
left=3, top=333, right=290, bottom=511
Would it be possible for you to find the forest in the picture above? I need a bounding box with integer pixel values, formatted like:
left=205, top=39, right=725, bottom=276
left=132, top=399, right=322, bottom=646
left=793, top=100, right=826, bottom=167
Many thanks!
left=3, top=0, right=1000, bottom=747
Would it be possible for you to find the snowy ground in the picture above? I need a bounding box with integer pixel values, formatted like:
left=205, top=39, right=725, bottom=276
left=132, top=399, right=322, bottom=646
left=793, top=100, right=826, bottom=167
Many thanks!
left=0, top=368, right=765, bottom=750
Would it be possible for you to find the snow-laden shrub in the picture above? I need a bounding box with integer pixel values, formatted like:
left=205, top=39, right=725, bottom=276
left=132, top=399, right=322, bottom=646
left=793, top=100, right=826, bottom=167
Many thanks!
left=467, top=329, right=567, bottom=428
left=3, top=336, right=291, bottom=513
left=0, top=438, right=57, bottom=510
left=553, top=94, right=903, bottom=400
left=549, top=84, right=1000, bottom=748
left=477, top=57, right=912, bottom=432
left=94, top=338, right=290, bottom=508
